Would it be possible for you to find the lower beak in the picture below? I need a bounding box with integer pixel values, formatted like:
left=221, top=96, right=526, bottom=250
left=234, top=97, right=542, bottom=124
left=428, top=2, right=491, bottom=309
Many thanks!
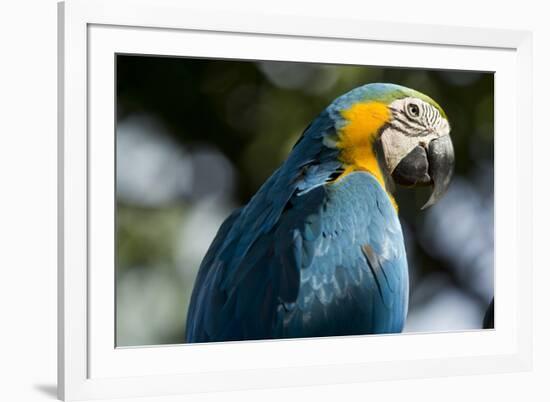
left=391, top=135, right=454, bottom=209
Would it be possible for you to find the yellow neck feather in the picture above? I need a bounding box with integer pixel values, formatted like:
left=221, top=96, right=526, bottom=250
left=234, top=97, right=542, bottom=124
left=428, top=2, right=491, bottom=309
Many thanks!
left=336, top=101, right=398, bottom=210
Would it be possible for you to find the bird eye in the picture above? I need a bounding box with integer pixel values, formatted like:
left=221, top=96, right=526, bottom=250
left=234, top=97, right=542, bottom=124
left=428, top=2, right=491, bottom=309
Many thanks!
left=407, top=103, right=420, bottom=118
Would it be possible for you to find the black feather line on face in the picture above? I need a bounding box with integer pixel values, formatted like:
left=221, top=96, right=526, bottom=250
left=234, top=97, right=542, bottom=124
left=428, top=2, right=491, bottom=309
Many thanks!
left=428, top=106, right=437, bottom=126
left=420, top=102, right=428, bottom=120
left=394, top=115, right=420, bottom=131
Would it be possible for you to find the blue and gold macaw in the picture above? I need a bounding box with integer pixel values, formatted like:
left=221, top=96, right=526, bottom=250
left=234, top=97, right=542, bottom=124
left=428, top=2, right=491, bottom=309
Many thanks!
left=185, top=83, right=454, bottom=342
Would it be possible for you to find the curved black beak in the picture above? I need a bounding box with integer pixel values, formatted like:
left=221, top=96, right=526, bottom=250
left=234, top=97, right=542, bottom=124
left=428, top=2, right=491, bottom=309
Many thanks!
left=422, top=135, right=454, bottom=209
left=391, top=135, right=454, bottom=209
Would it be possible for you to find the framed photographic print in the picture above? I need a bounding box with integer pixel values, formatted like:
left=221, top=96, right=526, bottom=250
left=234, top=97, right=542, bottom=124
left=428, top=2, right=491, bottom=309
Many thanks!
left=58, top=0, right=533, bottom=400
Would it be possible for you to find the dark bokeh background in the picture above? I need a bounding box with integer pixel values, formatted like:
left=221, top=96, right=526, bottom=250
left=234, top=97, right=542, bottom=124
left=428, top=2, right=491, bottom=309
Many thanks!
left=115, top=55, right=494, bottom=347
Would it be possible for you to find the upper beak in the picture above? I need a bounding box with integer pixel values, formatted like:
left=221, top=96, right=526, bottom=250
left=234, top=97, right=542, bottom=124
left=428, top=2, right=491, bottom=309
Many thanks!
left=391, top=135, right=454, bottom=209
left=422, top=135, right=454, bottom=209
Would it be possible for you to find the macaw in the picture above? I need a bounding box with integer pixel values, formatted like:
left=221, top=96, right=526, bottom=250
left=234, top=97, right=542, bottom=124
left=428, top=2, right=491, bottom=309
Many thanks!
left=185, top=83, right=454, bottom=343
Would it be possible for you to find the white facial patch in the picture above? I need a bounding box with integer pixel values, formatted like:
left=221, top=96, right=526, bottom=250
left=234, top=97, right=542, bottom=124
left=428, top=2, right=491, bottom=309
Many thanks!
left=380, top=127, right=439, bottom=173
left=381, top=98, right=450, bottom=173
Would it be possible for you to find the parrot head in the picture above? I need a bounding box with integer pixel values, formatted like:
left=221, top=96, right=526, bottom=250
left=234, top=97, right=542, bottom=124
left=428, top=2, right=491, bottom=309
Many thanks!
left=326, top=83, right=454, bottom=209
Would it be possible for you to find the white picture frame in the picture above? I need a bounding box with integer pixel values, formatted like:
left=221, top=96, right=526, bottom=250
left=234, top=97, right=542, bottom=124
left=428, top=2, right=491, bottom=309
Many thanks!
left=58, top=0, right=533, bottom=400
